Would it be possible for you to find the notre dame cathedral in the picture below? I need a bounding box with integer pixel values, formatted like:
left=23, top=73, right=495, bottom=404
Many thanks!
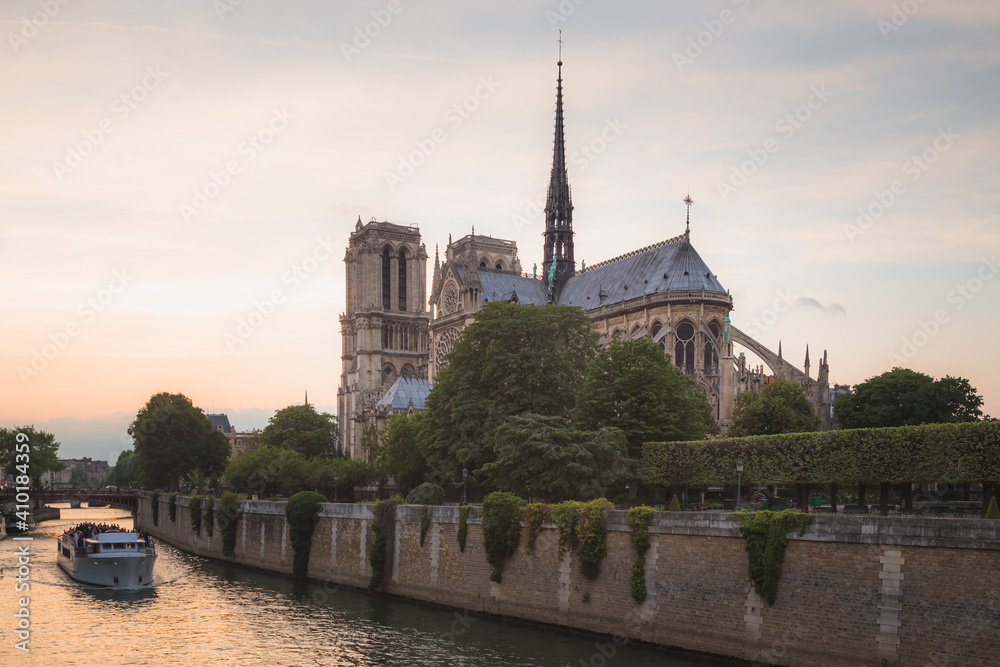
left=338, top=59, right=831, bottom=459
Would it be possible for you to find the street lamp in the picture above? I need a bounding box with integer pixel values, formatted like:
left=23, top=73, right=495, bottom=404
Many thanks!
left=461, top=468, right=469, bottom=506
left=736, top=460, right=744, bottom=511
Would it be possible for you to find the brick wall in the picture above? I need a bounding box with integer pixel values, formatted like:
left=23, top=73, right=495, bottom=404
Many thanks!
left=137, top=495, right=1000, bottom=666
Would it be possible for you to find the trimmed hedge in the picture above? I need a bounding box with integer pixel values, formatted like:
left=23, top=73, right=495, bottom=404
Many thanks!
left=640, top=421, right=1000, bottom=487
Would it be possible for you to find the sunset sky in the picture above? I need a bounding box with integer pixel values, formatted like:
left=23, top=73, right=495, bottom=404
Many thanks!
left=2, top=0, right=998, bottom=463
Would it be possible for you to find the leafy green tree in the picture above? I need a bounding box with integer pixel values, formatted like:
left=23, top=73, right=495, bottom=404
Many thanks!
left=480, top=414, right=633, bottom=502
left=129, top=392, right=230, bottom=491
left=374, top=413, right=432, bottom=494
left=69, top=467, right=90, bottom=488
left=834, top=368, right=984, bottom=429
left=223, top=443, right=309, bottom=497
left=104, top=450, right=139, bottom=487
left=0, top=426, right=64, bottom=486
left=573, top=338, right=713, bottom=454
left=424, top=301, right=598, bottom=482
left=308, top=456, right=372, bottom=501
left=729, top=378, right=821, bottom=437
left=260, top=404, right=340, bottom=458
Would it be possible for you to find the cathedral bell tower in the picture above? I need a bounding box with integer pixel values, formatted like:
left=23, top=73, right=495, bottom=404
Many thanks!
left=542, top=51, right=575, bottom=300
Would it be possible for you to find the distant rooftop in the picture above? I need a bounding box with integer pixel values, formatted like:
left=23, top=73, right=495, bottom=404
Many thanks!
left=207, top=413, right=233, bottom=434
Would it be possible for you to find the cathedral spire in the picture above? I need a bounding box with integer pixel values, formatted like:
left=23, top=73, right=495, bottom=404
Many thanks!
left=683, top=192, right=693, bottom=239
left=542, top=35, right=575, bottom=300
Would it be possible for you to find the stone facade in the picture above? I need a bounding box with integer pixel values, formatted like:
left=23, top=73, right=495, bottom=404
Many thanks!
left=139, top=495, right=1000, bottom=667
left=338, top=219, right=429, bottom=459
left=338, top=60, right=833, bottom=437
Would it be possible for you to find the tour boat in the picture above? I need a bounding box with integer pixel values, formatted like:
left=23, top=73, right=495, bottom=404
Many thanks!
left=57, top=528, right=156, bottom=587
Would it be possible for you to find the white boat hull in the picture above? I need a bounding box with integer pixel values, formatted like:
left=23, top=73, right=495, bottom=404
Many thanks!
left=57, top=535, right=156, bottom=587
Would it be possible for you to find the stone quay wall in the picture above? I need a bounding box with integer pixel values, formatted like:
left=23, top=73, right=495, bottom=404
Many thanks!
left=137, top=494, right=1000, bottom=666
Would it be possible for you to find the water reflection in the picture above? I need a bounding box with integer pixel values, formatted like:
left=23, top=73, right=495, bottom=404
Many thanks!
left=0, top=507, right=744, bottom=666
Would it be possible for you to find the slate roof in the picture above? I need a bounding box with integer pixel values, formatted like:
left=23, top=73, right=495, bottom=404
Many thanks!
left=376, top=375, right=433, bottom=412
left=478, top=270, right=550, bottom=306
left=557, top=236, right=727, bottom=311
left=207, top=414, right=233, bottom=434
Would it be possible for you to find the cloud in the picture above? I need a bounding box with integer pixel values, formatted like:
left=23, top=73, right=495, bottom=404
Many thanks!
left=796, top=296, right=847, bottom=316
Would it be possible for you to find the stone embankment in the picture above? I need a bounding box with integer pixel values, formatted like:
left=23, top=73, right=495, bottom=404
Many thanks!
left=138, top=494, right=1000, bottom=666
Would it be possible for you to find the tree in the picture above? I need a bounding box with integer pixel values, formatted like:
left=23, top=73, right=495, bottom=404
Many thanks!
left=0, top=426, right=64, bottom=486
left=223, top=444, right=309, bottom=498
left=573, top=339, right=714, bottom=455
left=260, top=404, right=340, bottom=458
left=69, top=467, right=90, bottom=488
left=374, top=413, right=432, bottom=494
left=104, top=450, right=139, bottom=488
left=129, top=392, right=230, bottom=491
left=480, top=414, right=633, bottom=502
left=834, top=368, right=984, bottom=429
left=424, top=301, right=598, bottom=481
left=729, top=379, right=821, bottom=437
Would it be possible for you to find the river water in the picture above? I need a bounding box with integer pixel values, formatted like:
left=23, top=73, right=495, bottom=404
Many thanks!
left=1, top=507, right=741, bottom=666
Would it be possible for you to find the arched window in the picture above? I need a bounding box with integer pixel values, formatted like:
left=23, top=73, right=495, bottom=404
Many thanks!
left=704, top=320, right=720, bottom=372
left=495, top=263, right=503, bottom=270
left=398, top=250, right=407, bottom=311
left=651, top=322, right=664, bottom=351
left=382, top=247, right=391, bottom=311
left=675, top=319, right=695, bottom=374
left=479, top=261, right=486, bottom=269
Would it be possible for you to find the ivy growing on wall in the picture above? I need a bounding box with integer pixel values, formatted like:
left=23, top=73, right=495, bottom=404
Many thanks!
left=189, top=494, right=204, bottom=535
left=286, top=491, right=326, bottom=580
left=204, top=498, right=215, bottom=537
left=151, top=490, right=161, bottom=526
left=523, top=503, right=549, bottom=554
left=457, top=505, right=469, bottom=552
left=369, top=495, right=402, bottom=590
left=168, top=492, right=178, bottom=522
left=420, top=505, right=432, bottom=546
left=575, top=499, right=613, bottom=580
left=626, top=505, right=655, bottom=602
left=736, top=509, right=811, bottom=606
left=481, top=492, right=525, bottom=583
left=218, top=492, right=243, bottom=557
left=551, top=500, right=580, bottom=558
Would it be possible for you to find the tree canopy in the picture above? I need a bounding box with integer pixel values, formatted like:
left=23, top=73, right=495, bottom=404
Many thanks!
left=224, top=443, right=370, bottom=499
left=729, top=378, right=822, bottom=437
left=834, top=368, right=984, bottom=429
left=480, top=414, right=633, bottom=502
left=423, top=301, right=598, bottom=481
left=260, top=404, right=340, bottom=458
left=0, top=426, right=63, bottom=486
left=128, top=392, right=230, bottom=491
left=573, top=338, right=714, bottom=453
left=104, top=450, right=139, bottom=487
left=372, top=413, right=432, bottom=494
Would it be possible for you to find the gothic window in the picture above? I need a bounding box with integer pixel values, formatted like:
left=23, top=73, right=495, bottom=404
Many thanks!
left=651, top=322, right=664, bottom=351
left=398, top=250, right=407, bottom=312
left=675, top=319, right=695, bottom=374
left=382, top=363, right=397, bottom=386
left=704, top=320, right=720, bottom=373
left=402, top=326, right=409, bottom=351
left=612, top=329, right=622, bottom=341
left=382, top=323, right=388, bottom=349
left=382, top=247, right=391, bottom=311
left=443, top=282, right=459, bottom=314
left=480, top=261, right=487, bottom=269
left=435, top=328, right=460, bottom=370
left=495, top=263, right=502, bottom=270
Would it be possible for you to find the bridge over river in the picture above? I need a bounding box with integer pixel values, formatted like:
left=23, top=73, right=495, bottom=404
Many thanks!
left=0, top=488, right=141, bottom=514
